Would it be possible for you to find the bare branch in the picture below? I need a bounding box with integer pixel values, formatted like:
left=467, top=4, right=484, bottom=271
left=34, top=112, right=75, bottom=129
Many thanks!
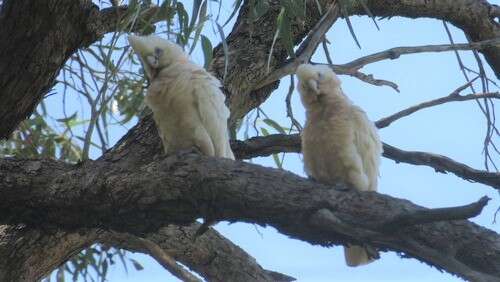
left=342, top=68, right=399, bottom=92
left=254, top=38, right=499, bottom=92
left=382, top=143, right=500, bottom=190
left=376, top=91, right=500, bottom=129
left=230, top=133, right=500, bottom=190
left=381, top=196, right=491, bottom=231
left=342, top=38, right=500, bottom=71
left=285, top=75, right=302, bottom=131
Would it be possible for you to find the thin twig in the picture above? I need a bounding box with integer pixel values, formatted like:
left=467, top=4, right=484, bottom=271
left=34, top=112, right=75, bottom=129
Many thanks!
left=254, top=37, right=500, bottom=90
left=346, top=69, right=399, bottom=92
left=376, top=87, right=500, bottom=129
left=322, top=39, right=333, bottom=65
left=285, top=75, right=302, bottom=131
left=342, top=38, right=500, bottom=71
left=138, top=238, right=202, bottom=282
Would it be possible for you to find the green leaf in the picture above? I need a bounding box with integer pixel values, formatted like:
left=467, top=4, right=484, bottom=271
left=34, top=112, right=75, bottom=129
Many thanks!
left=263, top=118, right=286, bottom=134
left=357, top=0, right=380, bottom=30
left=201, top=35, right=213, bottom=69
left=188, top=0, right=203, bottom=34
left=189, top=0, right=208, bottom=55
left=260, top=127, right=270, bottom=136
left=101, top=260, right=108, bottom=279
left=339, top=0, right=361, bottom=48
left=216, top=23, right=229, bottom=80
left=223, top=0, right=243, bottom=27
left=56, top=112, right=78, bottom=123
left=176, top=2, right=190, bottom=46
left=278, top=10, right=294, bottom=57
left=130, top=259, right=144, bottom=271
left=272, top=153, right=283, bottom=169
left=266, top=7, right=285, bottom=72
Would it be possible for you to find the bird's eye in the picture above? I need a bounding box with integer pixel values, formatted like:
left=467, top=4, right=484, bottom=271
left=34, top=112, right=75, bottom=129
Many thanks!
left=154, top=47, right=164, bottom=58
left=317, top=72, right=324, bottom=80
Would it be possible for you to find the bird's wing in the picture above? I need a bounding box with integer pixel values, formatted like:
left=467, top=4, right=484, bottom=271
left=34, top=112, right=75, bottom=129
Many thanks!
left=351, top=106, right=383, bottom=191
left=191, top=69, right=234, bottom=159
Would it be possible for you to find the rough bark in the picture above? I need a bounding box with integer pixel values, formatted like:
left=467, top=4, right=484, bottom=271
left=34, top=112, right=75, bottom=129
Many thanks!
left=0, top=0, right=156, bottom=139
left=0, top=116, right=291, bottom=282
left=102, top=224, right=294, bottom=282
left=0, top=0, right=97, bottom=139
left=0, top=0, right=499, bottom=281
left=0, top=225, right=99, bottom=282
left=1, top=151, right=500, bottom=281
left=0, top=223, right=289, bottom=282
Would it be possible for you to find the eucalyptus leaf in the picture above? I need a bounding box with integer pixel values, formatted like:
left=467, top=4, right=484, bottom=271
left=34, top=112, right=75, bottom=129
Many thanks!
left=201, top=35, right=213, bottom=69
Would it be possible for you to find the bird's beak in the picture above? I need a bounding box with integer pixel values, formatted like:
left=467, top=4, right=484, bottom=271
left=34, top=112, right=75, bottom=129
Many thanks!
left=128, top=35, right=157, bottom=80
left=128, top=35, right=151, bottom=56
left=307, top=79, right=319, bottom=94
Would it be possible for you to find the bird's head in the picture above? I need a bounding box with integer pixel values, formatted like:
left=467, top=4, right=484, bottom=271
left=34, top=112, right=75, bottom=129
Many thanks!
left=128, top=34, right=188, bottom=80
left=296, top=63, right=341, bottom=106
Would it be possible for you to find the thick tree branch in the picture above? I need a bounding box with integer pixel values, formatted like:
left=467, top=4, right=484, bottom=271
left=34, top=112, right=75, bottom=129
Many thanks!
left=0, top=155, right=499, bottom=281
left=105, top=115, right=500, bottom=191
left=0, top=116, right=292, bottom=282
left=0, top=221, right=289, bottom=282
left=102, top=224, right=295, bottom=282
left=229, top=133, right=500, bottom=190
left=0, top=0, right=163, bottom=139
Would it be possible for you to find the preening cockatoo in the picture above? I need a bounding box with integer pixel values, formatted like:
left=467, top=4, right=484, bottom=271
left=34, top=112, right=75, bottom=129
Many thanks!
left=128, top=34, right=234, bottom=159
left=297, top=64, right=382, bottom=266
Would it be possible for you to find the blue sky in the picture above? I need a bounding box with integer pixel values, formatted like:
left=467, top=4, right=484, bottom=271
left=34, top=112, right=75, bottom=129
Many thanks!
left=60, top=1, right=500, bottom=281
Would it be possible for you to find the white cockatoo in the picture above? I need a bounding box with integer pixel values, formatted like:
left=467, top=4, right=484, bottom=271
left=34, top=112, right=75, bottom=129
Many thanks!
left=296, top=63, right=382, bottom=266
left=128, top=34, right=234, bottom=159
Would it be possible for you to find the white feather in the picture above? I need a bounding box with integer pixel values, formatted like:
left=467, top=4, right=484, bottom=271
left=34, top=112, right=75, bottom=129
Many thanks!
left=297, top=63, right=382, bottom=266
left=128, top=35, right=234, bottom=159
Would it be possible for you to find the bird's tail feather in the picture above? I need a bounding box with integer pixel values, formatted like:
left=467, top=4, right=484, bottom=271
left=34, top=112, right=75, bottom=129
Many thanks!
left=344, top=245, right=377, bottom=267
